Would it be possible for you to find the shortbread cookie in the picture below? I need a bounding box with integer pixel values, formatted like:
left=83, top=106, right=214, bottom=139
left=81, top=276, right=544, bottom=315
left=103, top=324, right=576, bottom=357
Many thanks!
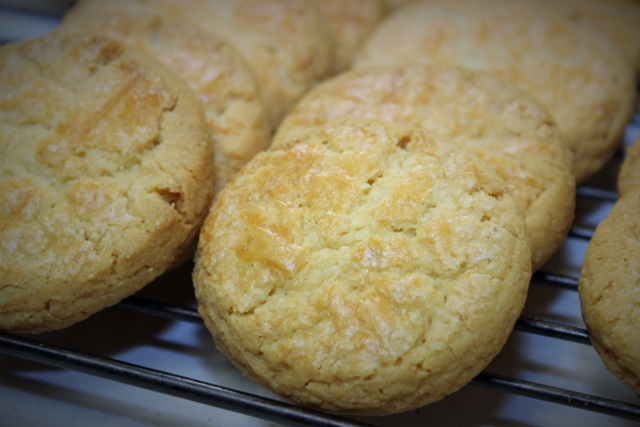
left=274, top=65, right=575, bottom=271
left=57, top=5, right=271, bottom=193
left=194, top=117, right=532, bottom=415
left=580, top=187, right=640, bottom=394
left=618, top=135, right=640, bottom=196
left=0, top=34, right=214, bottom=333
left=355, top=0, right=636, bottom=183
left=545, top=0, right=640, bottom=76
left=315, top=0, right=387, bottom=73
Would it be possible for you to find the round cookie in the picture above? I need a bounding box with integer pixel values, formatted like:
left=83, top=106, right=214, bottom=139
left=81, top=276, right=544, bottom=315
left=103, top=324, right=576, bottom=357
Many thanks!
left=194, top=117, right=532, bottom=415
left=315, top=0, right=387, bottom=73
left=0, top=34, right=215, bottom=333
left=274, top=65, right=575, bottom=271
left=579, top=187, right=640, bottom=394
left=618, top=135, right=640, bottom=196
left=57, top=3, right=271, bottom=194
left=354, top=0, right=637, bottom=183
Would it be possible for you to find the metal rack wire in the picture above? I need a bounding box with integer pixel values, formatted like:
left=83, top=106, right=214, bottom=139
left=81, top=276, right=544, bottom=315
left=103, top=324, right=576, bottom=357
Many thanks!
left=3, top=258, right=640, bottom=426
left=1, top=2, right=640, bottom=426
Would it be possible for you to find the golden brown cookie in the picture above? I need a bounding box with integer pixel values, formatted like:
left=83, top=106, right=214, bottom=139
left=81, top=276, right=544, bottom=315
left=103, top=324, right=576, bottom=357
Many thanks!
left=57, top=3, right=271, bottom=194
left=355, top=0, right=637, bottom=183
left=579, top=187, right=640, bottom=394
left=0, top=34, right=215, bottom=333
left=618, top=135, right=640, bottom=196
left=194, top=117, right=532, bottom=415
left=274, top=65, right=575, bottom=271
left=315, top=0, right=387, bottom=73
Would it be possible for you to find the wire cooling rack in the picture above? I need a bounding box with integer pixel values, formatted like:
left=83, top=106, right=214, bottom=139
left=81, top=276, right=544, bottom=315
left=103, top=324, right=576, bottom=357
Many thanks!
left=2, top=3, right=640, bottom=426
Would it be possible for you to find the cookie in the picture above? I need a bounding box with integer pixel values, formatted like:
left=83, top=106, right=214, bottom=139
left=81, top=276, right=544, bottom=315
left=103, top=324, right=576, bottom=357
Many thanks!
left=618, top=135, right=640, bottom=196
left=89, top=0, right=333, bottom=128
left=0, top=34, right=215, bottom=333
left=579, top=187, right=640, bottom=394
left=57, top=3, right=271, bottom=194
left=546, top=0, right=640, bottom=77
left=354, top=0, right=637, bottom=183
left=274, top=65, right=575, bottom=271
left=315, top=0, right=387, bottom=73
left=194, top=117, right=532, bottom=415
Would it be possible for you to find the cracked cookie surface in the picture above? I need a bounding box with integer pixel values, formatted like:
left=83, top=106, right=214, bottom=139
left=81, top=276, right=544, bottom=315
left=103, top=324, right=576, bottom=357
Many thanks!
left=194, top=117, right=531, bottom=415
left=0, top=34, right=214, bottom=333
left=274, top=65, right=575, bottom=271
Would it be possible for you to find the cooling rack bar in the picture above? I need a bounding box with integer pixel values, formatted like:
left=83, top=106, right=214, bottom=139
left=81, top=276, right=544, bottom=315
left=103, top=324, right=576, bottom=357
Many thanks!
left=0, top=0, right=72, bottom=16
left=532, top=271, right=579, bottom=290
left=119, top=296, right=203, bottom=324
left=569, top=225, right=595, bottom=240
left=0, top=332, right=374, bottom=427
left=471, top=372, right=640, bottom=422
left=575, top=186, right=618, bottom=202
left=515, top=317, right=590, bottom=345
left=3, top=330, right=638, bottom=423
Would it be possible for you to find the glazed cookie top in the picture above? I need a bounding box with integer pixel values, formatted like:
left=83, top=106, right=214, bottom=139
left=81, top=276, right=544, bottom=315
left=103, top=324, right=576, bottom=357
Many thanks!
left=0, top=35, right=214, bottom=333
left=57, top=4, right=271, bottom=193
left=274, top=65, right=575, bottom=271
left=354, top=0, right=636, bottom=183
left=579, top=188, right=640, bottom=394
left=315, top=0, right=387, bottom=73
left=618, top=136, right=640, bottom=196
left=107, top=0, right=333, bottom=127
left=194, top=117, right=532, bottom=415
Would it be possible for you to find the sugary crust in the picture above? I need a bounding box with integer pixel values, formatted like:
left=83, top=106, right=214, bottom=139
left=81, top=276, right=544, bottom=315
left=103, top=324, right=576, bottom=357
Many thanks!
left=57, top=3, right=271, bottom=194
left=194, top=117, right=531, bottom=415
left=0, top=35, right=214, bottom=333
left=354, top=0, right=637, bottom=183
left=579, top=188, right=640, bottom=394
left=315, top=0, right=387, bottom=73
left=117, top=0, right=332, bottom=128
left=274, top=65, right=575, bottom=271
left=618, top=136, right=640, bottom=197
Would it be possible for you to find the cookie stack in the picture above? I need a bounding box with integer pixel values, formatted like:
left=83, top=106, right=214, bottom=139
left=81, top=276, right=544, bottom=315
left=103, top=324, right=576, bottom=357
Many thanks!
left=579, top=136, right=640, bottom=395
left=1, top=0, right=638, bottom=418
left=193, top=0, right=637, bottom=415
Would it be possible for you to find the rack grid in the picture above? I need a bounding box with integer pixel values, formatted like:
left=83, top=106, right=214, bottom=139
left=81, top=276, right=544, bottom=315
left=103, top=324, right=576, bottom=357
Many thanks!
left=1, top=3, right=640, bottom=426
